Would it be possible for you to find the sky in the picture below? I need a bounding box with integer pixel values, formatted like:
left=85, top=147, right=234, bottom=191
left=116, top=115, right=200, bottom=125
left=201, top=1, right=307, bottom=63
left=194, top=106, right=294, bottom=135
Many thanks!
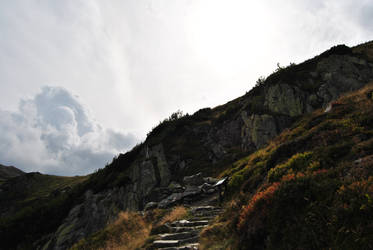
left=0, top=0, right=372, bottom=175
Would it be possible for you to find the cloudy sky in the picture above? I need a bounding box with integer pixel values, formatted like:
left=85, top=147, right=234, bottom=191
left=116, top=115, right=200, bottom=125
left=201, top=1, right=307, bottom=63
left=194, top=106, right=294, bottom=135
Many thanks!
left=0, top=0, right=372, bottom=175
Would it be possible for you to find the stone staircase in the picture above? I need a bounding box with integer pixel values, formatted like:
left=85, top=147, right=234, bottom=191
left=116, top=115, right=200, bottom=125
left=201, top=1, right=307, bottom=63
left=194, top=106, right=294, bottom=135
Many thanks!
left=148, top=206, right=222, bottom=250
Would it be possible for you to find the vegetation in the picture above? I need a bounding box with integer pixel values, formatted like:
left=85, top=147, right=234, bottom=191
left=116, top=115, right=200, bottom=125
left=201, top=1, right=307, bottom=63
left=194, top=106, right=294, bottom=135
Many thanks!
left=70, top=206, right=188, bottom=250
left=0, top=173, right=89, bottom=249
left=200, top=84, right=373, bottom=249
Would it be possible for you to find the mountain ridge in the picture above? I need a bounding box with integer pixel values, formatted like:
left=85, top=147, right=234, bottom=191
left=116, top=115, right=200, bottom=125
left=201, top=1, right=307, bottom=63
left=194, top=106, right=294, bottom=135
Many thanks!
left=0, top=164, right=24, bottom=183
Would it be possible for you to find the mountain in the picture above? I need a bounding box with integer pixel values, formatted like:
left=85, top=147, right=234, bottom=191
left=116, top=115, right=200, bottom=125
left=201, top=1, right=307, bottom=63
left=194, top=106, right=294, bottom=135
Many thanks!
left=1, top=41, right=373, bottom=249
left=0, top=164, right=24, bottom=183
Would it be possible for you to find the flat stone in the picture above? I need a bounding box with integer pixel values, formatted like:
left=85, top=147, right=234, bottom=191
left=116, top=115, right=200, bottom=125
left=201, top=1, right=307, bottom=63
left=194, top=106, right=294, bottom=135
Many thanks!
left=153, top=240, right=180, bottom=248
left=160, top=231, right=198, bottom=240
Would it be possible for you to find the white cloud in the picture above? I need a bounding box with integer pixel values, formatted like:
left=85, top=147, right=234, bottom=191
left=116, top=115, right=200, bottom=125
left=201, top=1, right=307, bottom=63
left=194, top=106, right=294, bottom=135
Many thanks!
left=0, top=86, right=136, bottom=176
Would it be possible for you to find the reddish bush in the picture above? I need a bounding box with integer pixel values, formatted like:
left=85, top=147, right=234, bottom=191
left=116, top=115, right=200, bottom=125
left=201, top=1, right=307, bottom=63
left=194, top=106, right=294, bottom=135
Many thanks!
left=237, top=182, right=280, bottom=231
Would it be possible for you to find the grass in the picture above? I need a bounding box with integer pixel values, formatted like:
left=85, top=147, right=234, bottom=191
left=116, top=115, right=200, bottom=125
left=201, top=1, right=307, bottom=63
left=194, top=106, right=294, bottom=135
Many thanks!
left=157, top=206, right=188, bottom=226
left=70, top=211, right=150, bottom=250
left=70, top=206, right=188, bottom=250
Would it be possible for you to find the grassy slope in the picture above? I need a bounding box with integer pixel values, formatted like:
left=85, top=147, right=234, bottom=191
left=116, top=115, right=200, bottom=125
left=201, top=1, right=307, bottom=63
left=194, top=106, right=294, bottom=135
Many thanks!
left=0, top=164, right=24, bottom=184
left=0, top=172, right=88, bottom=206
left=0, top=173, right=88, bottom=249
left=200, top=84, right=373, bottom=250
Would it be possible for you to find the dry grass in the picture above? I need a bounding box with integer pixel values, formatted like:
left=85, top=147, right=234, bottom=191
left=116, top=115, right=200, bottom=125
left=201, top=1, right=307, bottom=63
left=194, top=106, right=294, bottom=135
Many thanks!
left=71, top=211, right=151, bottom=250
left=158, top=206, right=188, bottom=226
left=71, top=206, right=189, bottom=250
left=101, top=212, right=150, bottom=250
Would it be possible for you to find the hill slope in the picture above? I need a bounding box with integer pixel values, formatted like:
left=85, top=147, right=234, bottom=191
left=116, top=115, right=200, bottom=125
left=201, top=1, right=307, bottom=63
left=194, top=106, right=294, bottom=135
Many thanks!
left=0, top=164, right=24, bottom=184
left=1, top=41, right=373, bottom=249
left=200, top=83, right=373, bottom=249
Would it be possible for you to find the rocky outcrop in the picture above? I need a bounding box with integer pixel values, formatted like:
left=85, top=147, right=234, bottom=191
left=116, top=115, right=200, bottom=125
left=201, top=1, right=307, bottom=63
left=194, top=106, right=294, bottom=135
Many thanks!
left=264, top=84, right=305, bottom=116
left=43, top=143, right=172, bottom=249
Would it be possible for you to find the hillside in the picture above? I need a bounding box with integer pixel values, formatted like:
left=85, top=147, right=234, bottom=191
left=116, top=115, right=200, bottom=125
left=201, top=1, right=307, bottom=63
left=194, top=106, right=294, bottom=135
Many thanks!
left=1, top=41, right=373, bottom=249
left=0, top=164, right=24, bottom=184
left=200, top=84, right=373, bottom=249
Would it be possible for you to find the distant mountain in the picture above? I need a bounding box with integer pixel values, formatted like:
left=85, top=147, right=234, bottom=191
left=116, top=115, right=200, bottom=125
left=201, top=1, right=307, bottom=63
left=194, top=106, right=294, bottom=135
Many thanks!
left=1, top=41, right=373, bottom=249
left=0, top=164, right=24, bottom=183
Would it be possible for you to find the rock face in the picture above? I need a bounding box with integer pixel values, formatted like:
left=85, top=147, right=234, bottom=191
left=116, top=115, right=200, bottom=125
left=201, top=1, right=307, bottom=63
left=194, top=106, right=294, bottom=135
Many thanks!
left=43, top=144, right=172, bottom=249
left=41, top=43, right=373, bottom=249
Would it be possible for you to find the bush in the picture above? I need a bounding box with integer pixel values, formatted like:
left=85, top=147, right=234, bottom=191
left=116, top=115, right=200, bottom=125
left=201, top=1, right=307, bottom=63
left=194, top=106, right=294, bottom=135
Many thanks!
left=267, top=152, right=313, bottom=182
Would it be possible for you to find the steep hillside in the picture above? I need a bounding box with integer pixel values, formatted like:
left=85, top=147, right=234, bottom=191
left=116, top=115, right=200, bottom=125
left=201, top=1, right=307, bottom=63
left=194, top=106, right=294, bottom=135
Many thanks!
left=0, top=164, right=24, bottom=184
left=1, top=41, right=373, bottom=249
left=0, top=172, right=88, bottom=249
left=200, top=83, right=373, bottom=249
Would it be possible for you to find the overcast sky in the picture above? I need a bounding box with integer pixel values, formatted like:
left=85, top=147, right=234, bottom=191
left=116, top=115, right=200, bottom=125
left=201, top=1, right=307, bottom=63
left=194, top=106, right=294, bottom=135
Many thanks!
left=0, top=0, right=372, bottom=175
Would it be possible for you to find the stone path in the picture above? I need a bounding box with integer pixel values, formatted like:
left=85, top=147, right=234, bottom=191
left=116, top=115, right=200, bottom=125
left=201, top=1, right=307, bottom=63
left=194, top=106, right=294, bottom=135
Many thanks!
left=148, top=206, right=222, bottom=250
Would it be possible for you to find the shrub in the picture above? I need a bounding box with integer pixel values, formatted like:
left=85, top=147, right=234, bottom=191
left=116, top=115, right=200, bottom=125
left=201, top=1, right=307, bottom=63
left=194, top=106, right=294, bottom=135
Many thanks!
left=237, top=182, right=280, bottom=231
left=267, top=152, right=313, bottom=182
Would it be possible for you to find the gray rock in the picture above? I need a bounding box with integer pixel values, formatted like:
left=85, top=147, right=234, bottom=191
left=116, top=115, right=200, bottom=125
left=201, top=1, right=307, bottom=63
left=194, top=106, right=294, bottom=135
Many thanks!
left=264, top=84, right=305, bottom=116
left=145, top=202, right=158, bottom=211
left=168, top=181, right=185, bottom=193
left=203, top=177, right=218, bottom=185
left=241, top=111, right=279, bottom=149
left=183, top=173, right=204, bottom=186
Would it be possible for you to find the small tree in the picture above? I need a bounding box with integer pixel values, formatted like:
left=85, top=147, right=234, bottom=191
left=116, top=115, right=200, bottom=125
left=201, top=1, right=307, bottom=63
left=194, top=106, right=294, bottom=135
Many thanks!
left=169, top=110, right=184, bottom=121
left=255, top=76, right=266, bottom=87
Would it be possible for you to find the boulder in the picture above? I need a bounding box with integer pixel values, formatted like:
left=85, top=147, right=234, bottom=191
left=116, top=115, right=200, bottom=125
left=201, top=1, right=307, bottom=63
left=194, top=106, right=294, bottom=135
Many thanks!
left=168, top=181, right=185, bottom=193
left=183, top=172, right=204, bottom=186
left=203, top=177, right=218, bottom=185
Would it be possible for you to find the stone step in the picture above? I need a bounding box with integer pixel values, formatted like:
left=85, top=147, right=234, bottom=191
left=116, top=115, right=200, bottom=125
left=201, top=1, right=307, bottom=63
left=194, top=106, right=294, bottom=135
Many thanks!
left=159, top=231, right=198, bottom=241
left=192, top=211, right=221, bottom=217
left=178, top=243, right=199, bottom=250
left=191, top=213, right=220, bottom=218
left=190, top=206, right=221, bottom=212
left=169, top=225, right=205, bottom=233
left=171, top=220, right=209, bottom=227
left=153, top=240, right=180, bottom=248
left=160, top=243, right=199, bottom=250
left=190, top=209, right=223, bottom=215
left=179, top=235, right=199, bottom=245
left=187, top=216, right=215, bottom=221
